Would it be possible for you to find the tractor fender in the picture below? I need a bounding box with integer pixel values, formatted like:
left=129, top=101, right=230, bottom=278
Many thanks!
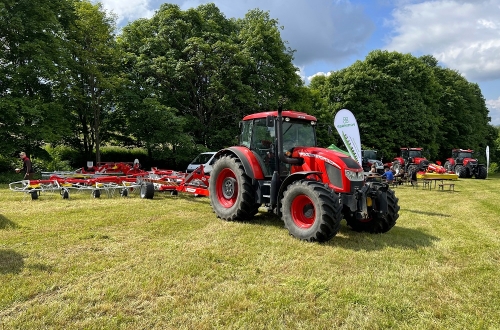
left=276, top=171, right=323, bottom=217
left=215, top=147, right=266, bottom=180
left=393, top=157, right=404, bottom=167
left=446, top=158, right=456, bottom=166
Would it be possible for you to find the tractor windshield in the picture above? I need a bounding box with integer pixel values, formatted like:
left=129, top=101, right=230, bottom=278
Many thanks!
left=409, top=150, right=422, bottom=158
left=282, top=119, right=316, bottom=151
left=362, top=150, right=377, bottom=159
left=457, top=151, right=472, bottom=159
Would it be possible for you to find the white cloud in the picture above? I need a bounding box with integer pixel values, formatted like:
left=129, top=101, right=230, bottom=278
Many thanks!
left=97, top=0, right=155, bottom=25
left=306, top=71, right=332, bottom=83
left=486, top=97, right=500, bottom=126
left=385, top=0, right=500, bottom=81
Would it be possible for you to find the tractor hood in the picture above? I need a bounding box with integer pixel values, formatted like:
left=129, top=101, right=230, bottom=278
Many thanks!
left=293, top=147, right=363, bottom=172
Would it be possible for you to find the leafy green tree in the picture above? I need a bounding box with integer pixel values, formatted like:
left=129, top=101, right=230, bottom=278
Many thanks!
left=61, top=0, right=119, bottom=164
left=116, top=3, right=303, bottom=162
left=0, top=0, right=75, bottom=157
left=318, top=50, right=442, bottom=160
left=235, top=9, right=303, bottom=114
left=424, top=56, right=491, bottom=160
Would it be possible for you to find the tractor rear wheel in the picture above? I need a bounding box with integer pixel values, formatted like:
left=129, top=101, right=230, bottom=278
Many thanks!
left=455, top=165, right=467, bottom=178
left=345, top=188, right=400, bottom=233
left=209, top=155, right=257, bottom=221
left=281, top=180, right=342, bottom=242
left=476, top=165, right=487, bottom=179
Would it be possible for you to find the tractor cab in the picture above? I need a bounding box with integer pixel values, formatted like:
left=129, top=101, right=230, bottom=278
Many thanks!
left=452, top=149, right=473, bottom=163
left=239, top=111, right=316, bottom=177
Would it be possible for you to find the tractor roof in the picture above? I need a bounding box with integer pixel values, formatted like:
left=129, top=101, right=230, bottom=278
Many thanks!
left=452, top=148, right=474, bottom=153
left=243, top=110, right=316, bottom=122
left=400, top=147, right=423, bottom=151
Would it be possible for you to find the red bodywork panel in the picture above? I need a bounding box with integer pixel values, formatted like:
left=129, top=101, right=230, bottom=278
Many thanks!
left=291, top=146, right=362, bottom=194
left=229, top=146, right=266, bottom=180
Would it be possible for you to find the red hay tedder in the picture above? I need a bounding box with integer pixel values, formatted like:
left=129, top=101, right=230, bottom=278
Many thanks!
left=9, top=161, right=210, bottom=200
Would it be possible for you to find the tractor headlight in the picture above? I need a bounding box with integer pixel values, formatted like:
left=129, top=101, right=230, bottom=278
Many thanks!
left=345, top=169, right=364, bottom=181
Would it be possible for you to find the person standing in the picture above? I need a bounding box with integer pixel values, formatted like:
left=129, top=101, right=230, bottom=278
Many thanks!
left=381, top=167, right=395, bottom=184
left=16, top=152, right=35, bottom=180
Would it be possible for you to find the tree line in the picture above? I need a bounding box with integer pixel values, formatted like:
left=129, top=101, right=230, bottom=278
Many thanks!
left=1, top=0, right=498, bottom=170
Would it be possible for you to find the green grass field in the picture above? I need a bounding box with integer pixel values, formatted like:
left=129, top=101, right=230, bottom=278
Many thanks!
left=1, top=175, right=500, bottom=329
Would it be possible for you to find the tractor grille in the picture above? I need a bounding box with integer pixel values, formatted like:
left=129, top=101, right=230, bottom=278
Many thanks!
left=326, top=163, right=343, bottom=189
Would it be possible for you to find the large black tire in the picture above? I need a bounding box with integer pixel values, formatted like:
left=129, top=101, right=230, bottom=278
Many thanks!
left=444, top=161, right=453, bottom=172
left=209, top=155, right=257, bottom=221
left=475, top=165, right=487, bottom=179
left=140, top=182, right=155, bottom=199
left=455, top=165, right=467, bottom=178
left=345, top=188, right=400, bottom=233
left=407, top=164, right=418, bottom=180
left=281, top=180, right=342, bottom=242
left=392, top=161, right=402, bottom=176
left=30, top=190, right=39, bottom=200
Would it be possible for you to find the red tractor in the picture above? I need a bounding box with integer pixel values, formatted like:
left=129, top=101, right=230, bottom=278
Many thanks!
left=208, top=106, right=400, bottom=242
left=391, top=147, right=430, bottom=179
left=444, top=149, right=487, bottom=179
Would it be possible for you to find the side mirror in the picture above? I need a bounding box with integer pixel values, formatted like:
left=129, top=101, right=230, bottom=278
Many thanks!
left=266, top=115, right=274, bottom=127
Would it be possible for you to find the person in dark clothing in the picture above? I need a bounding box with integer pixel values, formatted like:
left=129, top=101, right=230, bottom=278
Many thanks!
left=16, top=152, right=35, bottom=180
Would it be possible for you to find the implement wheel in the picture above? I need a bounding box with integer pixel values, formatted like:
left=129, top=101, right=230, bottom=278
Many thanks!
left=281, top=180, right=342, bottom=242
left=140, top=182, right=155, bottom=199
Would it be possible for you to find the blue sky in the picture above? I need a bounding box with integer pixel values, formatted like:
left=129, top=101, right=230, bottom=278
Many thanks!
left=96, top=0, right=500, bottom=125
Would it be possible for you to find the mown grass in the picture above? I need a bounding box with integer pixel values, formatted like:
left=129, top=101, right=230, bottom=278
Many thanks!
left=1, top=175, right=500, bottom=329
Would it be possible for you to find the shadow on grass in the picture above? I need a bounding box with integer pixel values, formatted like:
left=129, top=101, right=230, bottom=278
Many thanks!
left=326, top=225, right=439, bottom=251
left=0, top=214, right=18, bottom=229
left=404, top=209, right=451, bottom=217
left=0, top=249, right=24, bottom=274
left=250, top=211, right=439, bottom=251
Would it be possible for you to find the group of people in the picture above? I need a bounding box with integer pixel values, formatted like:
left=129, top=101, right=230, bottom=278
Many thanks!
left=367, top=164, right=398, bottom=184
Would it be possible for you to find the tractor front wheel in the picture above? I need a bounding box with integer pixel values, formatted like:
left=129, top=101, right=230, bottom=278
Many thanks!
left=345, top=188, right=400, bottom=233
left=444, top=161, right=453, bottom=172
left=281, top=180, right=342, bottom=242
left=455, top=165, right=467, bottom=178
left=407, top=164, right=418, bottom=180
left=209, top=155, right=258, bottom=221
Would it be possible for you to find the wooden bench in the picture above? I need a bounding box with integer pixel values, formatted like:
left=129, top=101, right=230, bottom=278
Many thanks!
left=438, top=183, right=455, bottom=191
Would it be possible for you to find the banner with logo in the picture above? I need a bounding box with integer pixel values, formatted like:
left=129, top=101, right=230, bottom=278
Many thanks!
left=486, top=145, right=490, bottom=178
left=334, top=109, right=362, bottom=166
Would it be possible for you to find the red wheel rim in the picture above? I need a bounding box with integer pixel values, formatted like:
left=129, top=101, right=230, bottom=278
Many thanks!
left=216, top=168, right=238, bottom=208
left=291, top=194, right=315, bottom=228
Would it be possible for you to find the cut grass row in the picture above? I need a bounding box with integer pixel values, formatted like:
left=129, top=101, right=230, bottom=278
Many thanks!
left=1, top=175, right=500, bottom=329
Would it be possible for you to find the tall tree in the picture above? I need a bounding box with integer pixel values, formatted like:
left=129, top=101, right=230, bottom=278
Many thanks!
left=314, top=50, right=442, bottom=159
left=117, top=3, right=303, bottom=161
left=424, top=56, right=491, bottom=160
left=61, top=0, right=119, bottom=164
left=0, top=0, right=75, bottom=157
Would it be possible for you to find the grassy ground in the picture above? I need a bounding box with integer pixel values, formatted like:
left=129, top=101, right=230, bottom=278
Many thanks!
left=1, top=175, right=499, bottom=329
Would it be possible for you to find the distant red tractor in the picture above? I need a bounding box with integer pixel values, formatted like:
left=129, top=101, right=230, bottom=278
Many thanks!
left=391, top=147, right=430, bottom=178
left=444, top=149, right=487, bottom=179
left=208, top=106, right=400, bottom=242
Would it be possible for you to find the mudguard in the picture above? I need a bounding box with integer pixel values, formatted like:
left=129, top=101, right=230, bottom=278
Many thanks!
left=217, top=147, right=266, bottom=180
